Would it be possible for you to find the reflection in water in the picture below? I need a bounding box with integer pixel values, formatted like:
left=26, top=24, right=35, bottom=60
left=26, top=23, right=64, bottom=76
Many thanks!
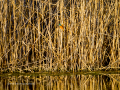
left=0, top=73, right=120, bottom=90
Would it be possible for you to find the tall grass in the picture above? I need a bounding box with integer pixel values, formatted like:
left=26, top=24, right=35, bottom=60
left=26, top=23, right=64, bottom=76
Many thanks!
left=0, top=0, right=120, bottom=73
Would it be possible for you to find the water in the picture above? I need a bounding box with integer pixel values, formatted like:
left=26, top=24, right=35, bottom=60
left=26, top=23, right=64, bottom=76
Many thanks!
left=0, top=71, right=120, bottom=90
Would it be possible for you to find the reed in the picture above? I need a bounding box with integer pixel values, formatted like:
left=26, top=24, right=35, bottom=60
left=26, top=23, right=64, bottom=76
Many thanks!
left=0, top=0, right=120, bottom=73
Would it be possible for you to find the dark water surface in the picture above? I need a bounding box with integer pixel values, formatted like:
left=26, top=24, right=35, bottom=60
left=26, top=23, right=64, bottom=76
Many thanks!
left=0, top=71, right=120, bottom=90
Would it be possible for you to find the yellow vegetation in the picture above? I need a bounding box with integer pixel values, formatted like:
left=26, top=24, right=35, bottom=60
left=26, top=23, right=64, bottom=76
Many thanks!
left=0, top=0, right=120, bottom=73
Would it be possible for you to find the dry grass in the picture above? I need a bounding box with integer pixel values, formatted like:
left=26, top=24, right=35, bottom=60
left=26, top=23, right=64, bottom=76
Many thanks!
left=0, top=0, right=120, bottom=73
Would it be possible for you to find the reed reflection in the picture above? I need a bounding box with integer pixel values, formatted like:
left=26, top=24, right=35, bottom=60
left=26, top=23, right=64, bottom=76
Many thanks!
left=0, top=73, right=120, bottom=90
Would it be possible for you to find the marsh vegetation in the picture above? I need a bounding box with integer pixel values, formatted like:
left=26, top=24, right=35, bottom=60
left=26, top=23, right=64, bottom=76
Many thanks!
left=0, top=0, right=120, bottom=73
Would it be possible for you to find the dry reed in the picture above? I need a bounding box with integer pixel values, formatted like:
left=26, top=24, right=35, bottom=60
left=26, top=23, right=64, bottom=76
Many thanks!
left=0, top=0, right=120, bottom=73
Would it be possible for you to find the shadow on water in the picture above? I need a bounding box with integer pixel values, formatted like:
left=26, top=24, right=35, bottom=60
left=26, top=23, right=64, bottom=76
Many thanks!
left=0, top=71, right=120, bottom=90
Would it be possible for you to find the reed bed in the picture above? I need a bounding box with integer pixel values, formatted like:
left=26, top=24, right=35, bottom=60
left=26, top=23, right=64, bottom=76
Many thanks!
left=0, top=0, right=120, bottom=73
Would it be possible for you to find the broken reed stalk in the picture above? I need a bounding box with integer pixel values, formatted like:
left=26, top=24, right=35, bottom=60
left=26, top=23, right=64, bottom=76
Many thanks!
left=0, top=0, right=120, bottom=73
